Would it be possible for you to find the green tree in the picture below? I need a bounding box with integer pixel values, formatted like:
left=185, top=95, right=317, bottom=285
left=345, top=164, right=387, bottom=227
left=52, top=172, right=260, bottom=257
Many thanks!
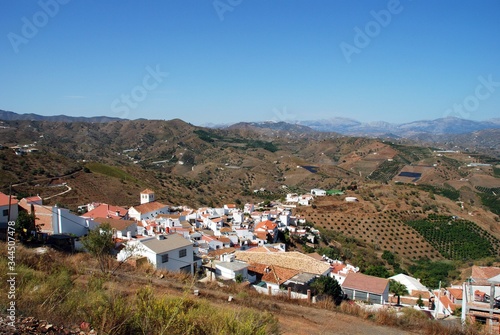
left=15, top=210, right=36, bottom=241
left=235, top=273, right=244, bottom=283
left=389, top=280, right=409, bottom=306
left=81, top=223, right=115, bottom=273
left=382, top=250, right=395, bottom=266
left=311, top=276, right=344, bottom=305
left=365, top=265, right=390, bottom=278
left=416, top=295, right=424, bottom=308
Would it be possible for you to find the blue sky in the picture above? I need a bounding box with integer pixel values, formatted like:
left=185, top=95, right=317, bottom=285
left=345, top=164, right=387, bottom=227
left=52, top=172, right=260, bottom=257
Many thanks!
left=1, top=0, right=499, bottom=125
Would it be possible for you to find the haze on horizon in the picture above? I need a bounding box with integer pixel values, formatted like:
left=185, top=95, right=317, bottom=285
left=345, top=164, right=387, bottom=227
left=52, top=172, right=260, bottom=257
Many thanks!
left=1, top=0, right=499, bottom=126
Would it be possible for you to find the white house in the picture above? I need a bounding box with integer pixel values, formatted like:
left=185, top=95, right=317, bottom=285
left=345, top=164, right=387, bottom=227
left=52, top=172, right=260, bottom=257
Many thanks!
left=140, top=189, right=155, bottom=204
left=286, top=193, right=299, bottom=202
left=298, top=194, right=314, bottom=206
left=128, top=190, right=169, bottom=221
left=128, top=202, right=169, bottom=221
left=131, top=234, right=194, bottom=274
left=243, top=203, right=254, bottom=214
left=213, top=253, right=251, bottom=281
left=0, top=192, right=18, bottom=224
left=52, top=206, right=98, bottom=236
left=311, top=188, right=326, bottom=196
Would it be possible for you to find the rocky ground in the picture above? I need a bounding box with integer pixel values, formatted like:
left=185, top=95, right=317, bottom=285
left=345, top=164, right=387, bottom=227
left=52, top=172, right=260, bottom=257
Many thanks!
left=0, top=316, right=95, bottom=335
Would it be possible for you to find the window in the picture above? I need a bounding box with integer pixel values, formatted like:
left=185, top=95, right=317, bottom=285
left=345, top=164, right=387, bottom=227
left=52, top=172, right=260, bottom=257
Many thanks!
left=2, top=209, right=8, bottom=217
left=161, top=254, right=169, bottom=263
left=179, top=249, right=187, bottom=258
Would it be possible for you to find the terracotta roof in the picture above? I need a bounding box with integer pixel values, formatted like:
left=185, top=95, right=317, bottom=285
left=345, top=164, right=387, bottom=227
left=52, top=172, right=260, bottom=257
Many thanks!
left=225, top=204, right=236, bottom=208
left=235, top=251, right=330, bottom=275
left=141, top=189, right=155, bottom=194
left=342, top=272, right=389, bottom=295
left=255, top=220, right=277, bottom=231
left=23, top=195, right=42, bottom=204
left=471, top=266, right=500, bottom=285
left=307, top=252, right=324, bottom=261
left=254, top=231, right=268, bottom=240
left=447, top=288, right=463, bottom=300
left=201, top=235, right=219, bottom=242
left=0, top=192, right=18, bottom=206
left=439, top=295, right=457, bottom=311
left=93, top=217, right=136, bottom=231
left=247, top=246, right=280, bottom=253
left=83, top=204, right=128, bottom=220
left=331, top=263, right=347, bottom=274
left=217, top=237, right=231, bottom=243
left=249, top=263, right=299, bottom=285
left=220, top=227, right=232, bottom=233
left=131, top=201, right=168, bottom=214
left=208, top=247, right=236, bottom=258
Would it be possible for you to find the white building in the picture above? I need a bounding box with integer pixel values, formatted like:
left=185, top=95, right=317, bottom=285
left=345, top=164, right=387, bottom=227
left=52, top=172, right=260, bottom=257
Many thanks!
left=311, top=188, right=326, bottom=196
left=122, top=234, right=195, bottom=274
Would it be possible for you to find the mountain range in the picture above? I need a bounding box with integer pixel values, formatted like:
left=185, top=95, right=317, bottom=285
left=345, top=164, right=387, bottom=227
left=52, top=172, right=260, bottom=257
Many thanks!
left=2, top=109, right=500, bottom=138
left=230, top=117, right=500, bottom=137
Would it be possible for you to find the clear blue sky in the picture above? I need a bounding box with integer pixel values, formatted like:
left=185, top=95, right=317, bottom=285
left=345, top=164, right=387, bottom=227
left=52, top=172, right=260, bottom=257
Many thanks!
left=1, top=0, right=499, bottom=125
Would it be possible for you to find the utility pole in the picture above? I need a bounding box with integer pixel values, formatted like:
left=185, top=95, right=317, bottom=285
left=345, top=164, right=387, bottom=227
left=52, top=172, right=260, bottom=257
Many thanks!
left=7, top=183, right=12, bottom=222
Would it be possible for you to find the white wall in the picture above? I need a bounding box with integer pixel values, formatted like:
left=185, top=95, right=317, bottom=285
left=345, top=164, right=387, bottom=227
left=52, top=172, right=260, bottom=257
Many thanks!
left=0, top=204, right=18, bottom=223
left=53, top=207, right=97, bottom=236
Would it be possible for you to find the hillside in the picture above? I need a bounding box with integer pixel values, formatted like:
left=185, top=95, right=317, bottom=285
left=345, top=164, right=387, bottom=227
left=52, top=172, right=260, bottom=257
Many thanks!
left=1, top=118, right=499, bottom=274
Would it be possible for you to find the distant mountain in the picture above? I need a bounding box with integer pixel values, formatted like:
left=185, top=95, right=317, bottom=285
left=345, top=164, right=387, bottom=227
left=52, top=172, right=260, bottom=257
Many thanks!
left=299, top=116, right=500, bottom=137
left=0, top=110, right=125, bottom=123
left=229, top=121, right=317, bottom=133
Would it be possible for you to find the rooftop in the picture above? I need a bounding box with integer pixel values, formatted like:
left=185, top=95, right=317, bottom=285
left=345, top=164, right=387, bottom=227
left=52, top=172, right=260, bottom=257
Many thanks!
left=131, top=201, right=168, bottom=214
left=140, top=234, right=192, bottom=254
left=82, top=203, right=128, bottom=220
left=93, top=217, right=136, bottom=231
left=235, top=251, right=330, bottom=276
left=342, top=272, right=389, bottom=295
left=0, top=192, right=18, bottom=206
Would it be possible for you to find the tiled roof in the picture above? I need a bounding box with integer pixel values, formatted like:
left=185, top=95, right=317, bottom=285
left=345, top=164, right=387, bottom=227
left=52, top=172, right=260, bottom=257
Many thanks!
left=307, top=252, right=324, bottom=261
left=83, top=204, right=128, bottom=220
left=248, top=263, right=299, bottom=285
left=471, top=266, right=500, bottom=285
left=217, top=237, right=231, bottom=243
left=235, top=251, right=330, bottom=275
left=255, top=220, right=277, bottom=231
left=24, top=195, right=42, bottom=204
left=247, top=246, right=280, bottom=253
left=0, top=192, right=18, bottom=206
left=254, top=231, right=268, bottom=240
left=331, top=263, right=346, bottom=274
left=131, top=201, right=168, bottom=214
left=439, top=295, right=457, bottom=311
left=141, top=189, right=155, bottom=194
left=208, top=247, right=236, bottom=258
left=447, top=288, right=463, bottom=300
left=93, top=217, right=136, bottom=231
left=342, top=272, right=389, bottom=295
